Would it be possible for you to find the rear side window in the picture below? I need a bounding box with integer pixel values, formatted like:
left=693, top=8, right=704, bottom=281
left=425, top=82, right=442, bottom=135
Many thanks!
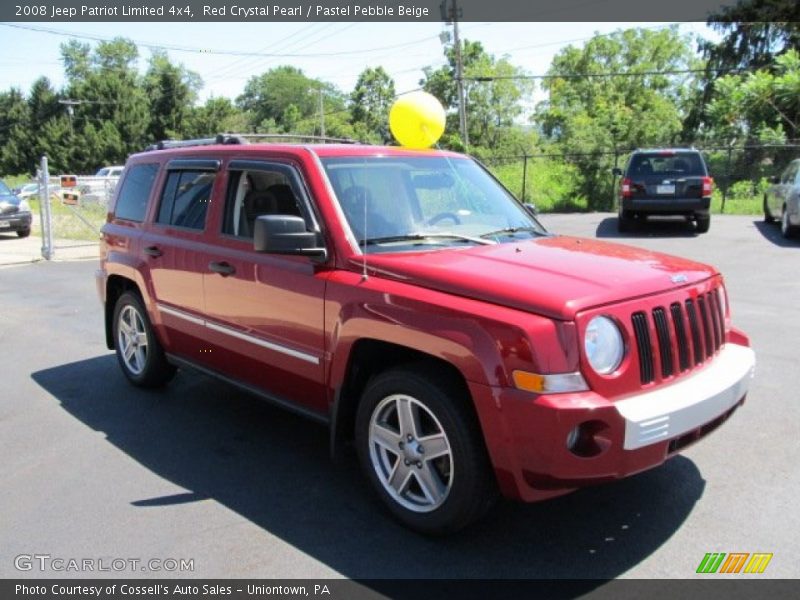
left=156, top=170, right=215, bottom=230
left=629, top=153, right=706, bottom=177
left=114, top=164, right=158, bottom=222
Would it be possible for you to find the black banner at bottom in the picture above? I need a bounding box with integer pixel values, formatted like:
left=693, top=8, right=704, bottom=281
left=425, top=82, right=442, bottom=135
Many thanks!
left=4, top=579, right=799, bottom=600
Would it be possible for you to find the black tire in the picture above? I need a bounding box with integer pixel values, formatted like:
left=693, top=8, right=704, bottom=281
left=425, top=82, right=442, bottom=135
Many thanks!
left=16, top=228, right=31, bottom=238
left=617, top=210, right=634, bottom=233
left=763, top=195, right=775, bottom=223
left=355, top=364, right=497, bottom=535
left=781, top=206, right=797, bottom=239
left=112, top=291, right=175, bottom=387
left=695, top=215, right=711, bottom=234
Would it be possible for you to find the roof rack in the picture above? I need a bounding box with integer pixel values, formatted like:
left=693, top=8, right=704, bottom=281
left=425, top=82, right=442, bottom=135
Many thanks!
left=144, top=134, right=244, bottom=151
left=143, top=132, right=360, bottom=152
left=224, top=133, right=360, bottom=145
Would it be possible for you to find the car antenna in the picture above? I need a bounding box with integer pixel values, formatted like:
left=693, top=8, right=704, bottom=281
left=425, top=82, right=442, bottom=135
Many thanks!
left=361, top=185, right=368, bottom=281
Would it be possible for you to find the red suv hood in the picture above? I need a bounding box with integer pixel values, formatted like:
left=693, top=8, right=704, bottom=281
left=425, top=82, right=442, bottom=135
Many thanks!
left=359, top=236, right=717, bottom=320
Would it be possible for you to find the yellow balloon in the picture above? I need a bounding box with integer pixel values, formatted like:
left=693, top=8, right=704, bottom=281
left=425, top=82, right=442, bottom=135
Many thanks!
left=389, top=91, right=446, bottom=149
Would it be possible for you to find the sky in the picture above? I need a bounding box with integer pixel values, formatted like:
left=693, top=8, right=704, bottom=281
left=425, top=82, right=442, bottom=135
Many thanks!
left=0, top=21, right=718, bottom=105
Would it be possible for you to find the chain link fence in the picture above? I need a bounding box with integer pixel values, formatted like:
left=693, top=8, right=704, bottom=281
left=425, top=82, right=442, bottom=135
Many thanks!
left=483, top=142, right=800, bottom=213
left=35, top=156, right=117, bottom=259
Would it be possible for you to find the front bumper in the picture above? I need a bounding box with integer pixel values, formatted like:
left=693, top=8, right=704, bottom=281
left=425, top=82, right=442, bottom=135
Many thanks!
left=471, top=342, right=755, bottom=502
left=0, top=211, right=32, bottom=232
left=623, top=197, right=710, bottom=214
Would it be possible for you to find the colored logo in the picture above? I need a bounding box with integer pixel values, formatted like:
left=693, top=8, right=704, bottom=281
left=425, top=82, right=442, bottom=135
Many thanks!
left=696, top=552, right=773, bottom=574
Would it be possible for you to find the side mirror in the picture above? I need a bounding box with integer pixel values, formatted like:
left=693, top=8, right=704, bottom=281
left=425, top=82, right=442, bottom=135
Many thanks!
left=612, top=167, right=623, bottom=177
left=769, top=175, right=780, bottom=184
left=254, top=215, right=326, bottom=258
left=523, top=203, right=538, bottom=217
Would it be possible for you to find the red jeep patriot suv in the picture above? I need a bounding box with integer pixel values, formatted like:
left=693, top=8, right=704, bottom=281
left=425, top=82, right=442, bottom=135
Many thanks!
left=97, top=135, right=755, bottom=534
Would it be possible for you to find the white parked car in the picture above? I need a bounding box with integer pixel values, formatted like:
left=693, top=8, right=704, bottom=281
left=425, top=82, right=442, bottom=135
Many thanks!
left=95, top=166, right=125, bottom=178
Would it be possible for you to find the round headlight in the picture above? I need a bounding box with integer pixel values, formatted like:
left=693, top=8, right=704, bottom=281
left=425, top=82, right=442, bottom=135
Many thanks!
left=584, top=316, right=624, bottom=375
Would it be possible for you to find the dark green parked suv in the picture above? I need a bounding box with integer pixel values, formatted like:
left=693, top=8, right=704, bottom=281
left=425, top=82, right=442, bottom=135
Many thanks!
left=614, top=149, right=714, bottom=233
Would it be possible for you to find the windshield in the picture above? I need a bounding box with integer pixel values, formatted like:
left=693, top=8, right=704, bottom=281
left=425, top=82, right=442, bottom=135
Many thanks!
left=321, top=155, right=547, bottom=253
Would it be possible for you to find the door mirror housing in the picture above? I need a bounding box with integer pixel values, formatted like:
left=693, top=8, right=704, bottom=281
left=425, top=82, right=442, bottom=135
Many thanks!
left=612, top=167, right=623, bottom=177
left=253, top=215, right=326, bottom=258
left=769, top=175, right=780, bottom=184
left=523, top=203, right=538, bottom=217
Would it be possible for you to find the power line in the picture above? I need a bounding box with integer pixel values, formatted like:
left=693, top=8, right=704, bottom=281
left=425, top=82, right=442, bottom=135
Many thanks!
left=465, top=66, right=753, bottom=81
left=0, top=22, right=445, bottom=59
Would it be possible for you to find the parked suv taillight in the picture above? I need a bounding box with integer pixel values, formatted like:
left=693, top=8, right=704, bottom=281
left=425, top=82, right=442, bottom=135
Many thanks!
left=702, top=176, right=714, bottom=197
left=621, top=178, right=632, bottom=199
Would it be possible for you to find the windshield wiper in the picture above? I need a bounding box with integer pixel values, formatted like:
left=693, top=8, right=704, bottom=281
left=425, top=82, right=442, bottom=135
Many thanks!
left=359, top=232, right=495, bottom=246
left=479, top=226, right=547, bottom=239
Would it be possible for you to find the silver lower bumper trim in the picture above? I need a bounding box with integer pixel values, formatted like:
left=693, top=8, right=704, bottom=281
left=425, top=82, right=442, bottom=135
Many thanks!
left=616, top=343, right=755, bottom=450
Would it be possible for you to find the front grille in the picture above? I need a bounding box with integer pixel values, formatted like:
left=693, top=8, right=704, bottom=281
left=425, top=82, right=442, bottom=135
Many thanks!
left=631, top=289, right=725, bottom=385
left=1, top=204, right=19, bottom=215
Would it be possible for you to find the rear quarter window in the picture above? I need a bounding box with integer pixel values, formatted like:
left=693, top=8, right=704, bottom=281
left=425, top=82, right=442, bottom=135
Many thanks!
left=113, top=164, right=159, bottom=222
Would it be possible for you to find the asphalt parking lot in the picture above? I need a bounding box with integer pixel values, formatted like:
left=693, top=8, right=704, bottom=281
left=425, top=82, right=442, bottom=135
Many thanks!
left=0, top=214, right=797, bottom=582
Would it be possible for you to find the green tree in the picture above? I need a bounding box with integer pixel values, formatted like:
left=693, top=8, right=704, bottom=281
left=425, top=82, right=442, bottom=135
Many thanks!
left=350, top=66, right=395, bottom=143
left=144, top=51, right=202, bottom=141
left=684, top=2, right=800, bottom=140
left=186, top=97, right=245, bottom=137
left=536, top=27, right=695, bottom=209
left=421, top=40, right=534, bottom=153
left=0, top=88, right=31, bottom=175
left=237, top=66, right=347, bottom=135
left=61, top=38, right=150, bottom=171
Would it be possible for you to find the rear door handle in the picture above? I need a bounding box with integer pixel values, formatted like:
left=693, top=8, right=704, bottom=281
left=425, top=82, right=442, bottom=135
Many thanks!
left=209, top=261, right=236, bottom=276
left=143, top=245, right=162, bottom=257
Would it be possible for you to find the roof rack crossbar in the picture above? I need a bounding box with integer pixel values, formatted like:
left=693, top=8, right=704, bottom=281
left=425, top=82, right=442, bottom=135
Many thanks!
left=222, top=133, right=360, bottom=145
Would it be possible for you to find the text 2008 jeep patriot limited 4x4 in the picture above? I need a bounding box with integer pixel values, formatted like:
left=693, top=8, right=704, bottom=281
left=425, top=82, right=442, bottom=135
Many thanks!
left=97, top=135, right=755, bottom=534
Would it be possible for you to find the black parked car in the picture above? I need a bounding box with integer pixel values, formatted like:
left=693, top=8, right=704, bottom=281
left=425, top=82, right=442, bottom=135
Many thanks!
left=0, top=179, right=33, bottom=238
left=613, top=149, right=714, bottom=233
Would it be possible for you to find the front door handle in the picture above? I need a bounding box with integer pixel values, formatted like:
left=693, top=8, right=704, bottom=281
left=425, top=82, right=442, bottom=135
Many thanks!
left=209, top=261, right=236, bottom=276
left=143, top=245, right=162, bottom=257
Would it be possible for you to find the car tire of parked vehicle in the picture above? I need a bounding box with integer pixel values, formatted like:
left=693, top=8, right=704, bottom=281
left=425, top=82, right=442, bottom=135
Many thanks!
left=763, top=195, right=775, bottom=223
left=355, top=364, right=497, bottom=535
left=781, top=206, right=797, bottom=239
left=112, top=291, right=176, bottom=387
left=16, top=228, right=31, bottom=238
left=617, top=210, right=635, bottom=233
left=695, top=215, right=711, bottom=234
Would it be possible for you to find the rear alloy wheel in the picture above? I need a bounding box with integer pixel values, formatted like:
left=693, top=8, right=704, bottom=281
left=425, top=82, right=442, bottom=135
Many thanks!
left=763, top=196, right=775, bottom=223
left=355, top=366, right=496, bottom=535
left=112, top=291, right=175, bottom=387
left=16, top=228, right=31, bottom=238
left=781, top=206, right=797, bottom=239
left=696, top=215, right=711, bottom=234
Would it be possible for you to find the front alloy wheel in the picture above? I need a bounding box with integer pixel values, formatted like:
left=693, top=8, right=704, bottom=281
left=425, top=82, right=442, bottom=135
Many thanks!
left=368, top=394, right=453, bottom=512
left=356, top=365, right=497, bottom=534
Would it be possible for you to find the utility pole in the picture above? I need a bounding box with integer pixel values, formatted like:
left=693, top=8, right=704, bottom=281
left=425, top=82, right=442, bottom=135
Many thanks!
left=58, top=99, right=80, bottom=135
left=450, top=0, right=468, bottom=148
